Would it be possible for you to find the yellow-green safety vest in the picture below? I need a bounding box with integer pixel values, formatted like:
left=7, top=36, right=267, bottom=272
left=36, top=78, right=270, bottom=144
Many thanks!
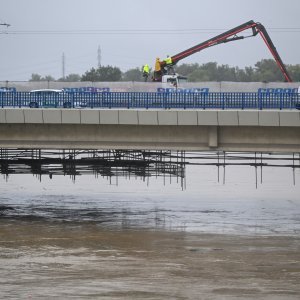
left=164, top=57, right=172, bottom=65
left=143, top=65, right=150, bottom=73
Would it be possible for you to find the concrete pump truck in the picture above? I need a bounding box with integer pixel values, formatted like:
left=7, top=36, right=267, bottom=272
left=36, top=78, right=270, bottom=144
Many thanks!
left=153, top=20, right=292, bottom=87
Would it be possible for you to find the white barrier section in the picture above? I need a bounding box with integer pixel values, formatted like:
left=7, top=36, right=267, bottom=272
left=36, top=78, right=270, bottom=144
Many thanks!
left=1, top=81, right=299, bottom=93
left=1, top=109, right=299, bottom=127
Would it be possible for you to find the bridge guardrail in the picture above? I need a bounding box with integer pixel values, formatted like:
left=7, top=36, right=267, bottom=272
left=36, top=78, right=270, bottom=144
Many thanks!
left=0, top=91, right=300, bottom=110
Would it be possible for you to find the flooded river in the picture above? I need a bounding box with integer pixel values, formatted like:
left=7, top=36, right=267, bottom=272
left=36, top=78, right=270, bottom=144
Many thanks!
left=1, top=161, right=300, bottom=299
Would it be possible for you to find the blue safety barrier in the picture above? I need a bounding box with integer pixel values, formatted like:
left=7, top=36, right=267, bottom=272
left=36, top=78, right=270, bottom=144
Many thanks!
left=0, top=91, right=299, bottom=110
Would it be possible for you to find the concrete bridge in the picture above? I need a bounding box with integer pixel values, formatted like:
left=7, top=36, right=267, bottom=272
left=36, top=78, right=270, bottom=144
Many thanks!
left=0, top=108, right=300, bottom=152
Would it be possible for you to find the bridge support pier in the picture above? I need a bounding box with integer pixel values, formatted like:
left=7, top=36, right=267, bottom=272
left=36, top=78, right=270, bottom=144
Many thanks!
left=208, top=126, right=218, bottom=148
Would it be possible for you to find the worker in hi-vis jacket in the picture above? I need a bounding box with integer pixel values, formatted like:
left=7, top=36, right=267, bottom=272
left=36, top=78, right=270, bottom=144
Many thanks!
left=164, top=55, right=175, bottom=75
left=142, top=64, right=150, bottom=81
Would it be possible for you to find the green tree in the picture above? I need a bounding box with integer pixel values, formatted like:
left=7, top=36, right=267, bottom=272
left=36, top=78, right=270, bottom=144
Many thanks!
left=174, top=59, right=295, bottom=82
left=81, top=65, right=122, bottom=81
left=44, top=75, right=55, bottom=81
left=287, top=64, right=300, bottom=81
left=27, top=59, right=300, bottom=83
left=189, top=69, right=210, bottom=82
left=81, top=68, right=97, bottom=81
left=122, top=68, right=144, bottom=81
left=29, top=73, right=55, bottom=81
left=254, top=59, right=284, bottom=82
left=201, top=62, right=218, bottom=80
left=58, top=74, right=81, bottom=82
left=29, top=73, right=42, bottom=81
left=245, top=66, right=256, bottom=81
left=176, top=63, right=199, bottom=77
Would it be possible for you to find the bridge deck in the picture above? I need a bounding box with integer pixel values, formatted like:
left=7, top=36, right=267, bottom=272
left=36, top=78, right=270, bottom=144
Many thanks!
left=0, top=109, right=300, bottom=152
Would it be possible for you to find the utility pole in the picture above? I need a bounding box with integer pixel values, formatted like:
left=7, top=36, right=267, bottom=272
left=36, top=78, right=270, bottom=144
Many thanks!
left=1, top=22, right=10, bottom=84
left=97, top=45, right=101, bottom=68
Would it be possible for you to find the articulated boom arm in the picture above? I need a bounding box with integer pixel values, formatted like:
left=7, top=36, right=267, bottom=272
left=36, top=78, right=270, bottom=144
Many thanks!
left=157, top=20, right=292, bottom=82
left=254, top=23, right=292, bottom=82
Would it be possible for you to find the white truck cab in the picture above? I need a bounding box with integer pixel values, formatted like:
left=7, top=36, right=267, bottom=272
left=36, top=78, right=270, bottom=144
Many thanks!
left=161, top=74, right=188, bottom=89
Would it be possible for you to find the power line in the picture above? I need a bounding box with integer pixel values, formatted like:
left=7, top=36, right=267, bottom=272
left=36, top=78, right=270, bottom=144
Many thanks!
left=2, top=28, right=300, bottom=35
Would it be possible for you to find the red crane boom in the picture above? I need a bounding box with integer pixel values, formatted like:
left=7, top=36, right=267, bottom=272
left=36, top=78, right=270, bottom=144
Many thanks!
left=154, top=20, right=292, bottom=82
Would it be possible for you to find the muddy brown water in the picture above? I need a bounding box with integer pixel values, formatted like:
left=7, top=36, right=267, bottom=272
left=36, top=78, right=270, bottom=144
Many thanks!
left=0, top=221, right=299, bottom=299
left=1, top=163, right=300, bottom=299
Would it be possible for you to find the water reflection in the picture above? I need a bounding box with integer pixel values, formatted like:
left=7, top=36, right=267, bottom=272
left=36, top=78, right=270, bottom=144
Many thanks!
left=1, top=148, right=300, bottom=235
left=0, top=149, right=186, bottom=185
left=0, top=149, right=299, bottom=187
left=1, top=150, right=299, bottom=299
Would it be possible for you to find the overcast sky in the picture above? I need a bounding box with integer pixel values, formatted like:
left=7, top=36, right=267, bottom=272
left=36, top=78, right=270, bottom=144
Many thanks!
left=1, top=0, right=299, bottom=81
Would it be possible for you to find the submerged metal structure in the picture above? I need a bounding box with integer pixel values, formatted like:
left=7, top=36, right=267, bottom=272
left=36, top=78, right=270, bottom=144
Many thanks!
left=0, top=149, right=186, bottom=184
left=0, top=148, right=299, bottom=187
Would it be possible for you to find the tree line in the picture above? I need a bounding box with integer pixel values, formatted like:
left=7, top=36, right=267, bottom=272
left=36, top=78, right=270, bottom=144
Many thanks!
left=29, top=59, right=300, bottom=82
